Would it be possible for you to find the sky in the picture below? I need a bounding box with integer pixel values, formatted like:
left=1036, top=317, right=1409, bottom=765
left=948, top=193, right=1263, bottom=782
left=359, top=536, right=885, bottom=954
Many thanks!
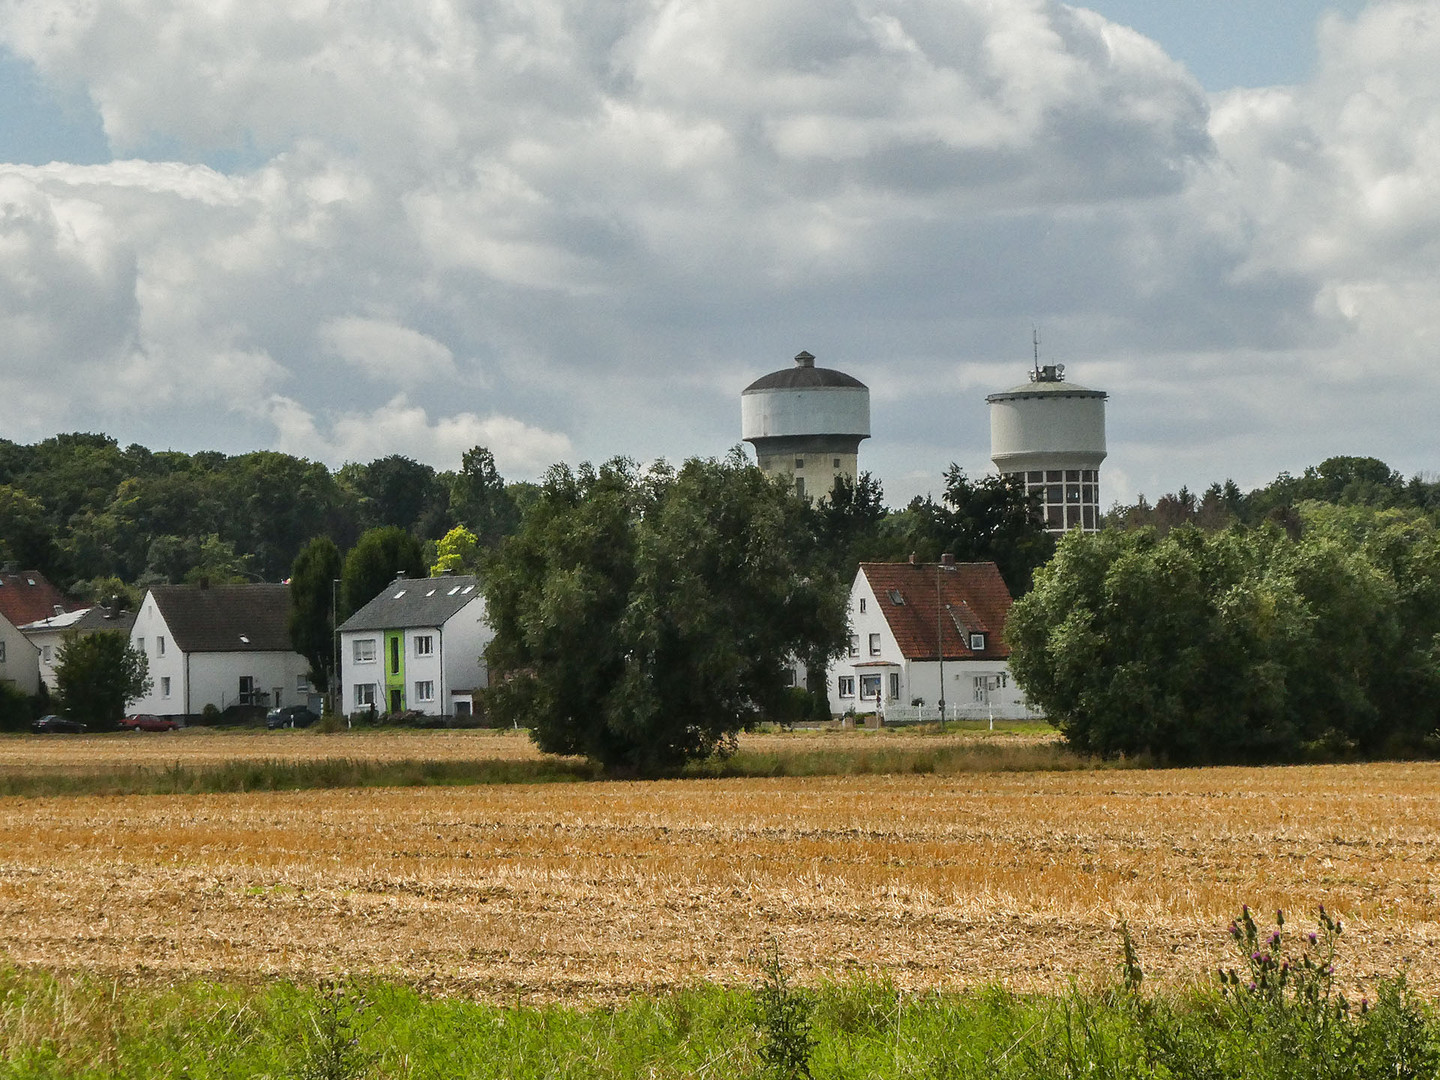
left=1, top=0, right=1436, bottom=508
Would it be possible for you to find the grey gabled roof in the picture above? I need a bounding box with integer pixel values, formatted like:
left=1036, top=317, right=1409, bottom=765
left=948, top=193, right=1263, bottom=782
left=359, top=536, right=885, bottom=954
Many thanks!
left=339, top=574, right=482, bottom=633
left=148, top=584, right=293, bottom=653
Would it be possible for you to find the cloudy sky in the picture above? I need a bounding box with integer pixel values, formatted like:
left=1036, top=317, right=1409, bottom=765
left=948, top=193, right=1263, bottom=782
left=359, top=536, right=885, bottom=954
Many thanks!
left=2, top=0, right=1436, bottom=507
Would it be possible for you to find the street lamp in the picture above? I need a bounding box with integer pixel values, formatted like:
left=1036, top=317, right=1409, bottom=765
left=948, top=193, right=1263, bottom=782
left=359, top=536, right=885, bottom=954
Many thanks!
left=936, top=554, right=956, bottom=721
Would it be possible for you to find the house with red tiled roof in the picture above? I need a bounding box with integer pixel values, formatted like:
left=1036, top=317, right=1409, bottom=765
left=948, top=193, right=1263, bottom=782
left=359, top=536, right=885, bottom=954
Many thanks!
left=827, top=557, right=1039, bottom=721
left=0, top=569, right=75, bottom=629
left=0, top=610, right=41, bottom=696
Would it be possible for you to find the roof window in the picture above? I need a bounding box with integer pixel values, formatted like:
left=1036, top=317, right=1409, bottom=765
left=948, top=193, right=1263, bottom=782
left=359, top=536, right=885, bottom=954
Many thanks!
left=447, top=585, right=461, bottom=595
left=239, top=634, right=250, bottom=644
left=425, top=589, right=437, bottom=597
left=393, top=589, right=407, bottom=599
left=888, top=589, right=905, bottom=605
left=462, top=585, right=475, bottom=594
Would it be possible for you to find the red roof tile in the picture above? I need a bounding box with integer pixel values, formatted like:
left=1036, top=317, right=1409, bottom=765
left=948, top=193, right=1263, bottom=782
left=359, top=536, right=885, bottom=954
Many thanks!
left=0, top=570, right=76, bottom=628
left=859, top=561, right=1013, bottom=661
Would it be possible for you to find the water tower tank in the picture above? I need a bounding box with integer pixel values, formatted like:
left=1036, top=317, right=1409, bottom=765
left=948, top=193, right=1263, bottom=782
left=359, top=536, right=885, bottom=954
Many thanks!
left=741, top=351, right=869, bottom=502
left=987, top=363, right=1107, bottom=533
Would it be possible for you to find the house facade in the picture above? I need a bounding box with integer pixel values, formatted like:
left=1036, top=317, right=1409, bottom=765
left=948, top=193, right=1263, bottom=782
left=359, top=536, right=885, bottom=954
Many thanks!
left=128, top=583, right=311, bottom=718
left=21, top=604, right=137, bottom=691
left=827, top=558, right=1038, bottom=721
left=0, top=611, right=40, bottom=696
left=338, top=573, right=491, bottom=717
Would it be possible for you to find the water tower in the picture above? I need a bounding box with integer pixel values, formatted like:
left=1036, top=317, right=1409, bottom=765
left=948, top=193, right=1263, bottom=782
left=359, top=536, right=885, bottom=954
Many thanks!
left=987, top=346, right=1107, bottom=533
left=741, top=351, right=870, bottom=502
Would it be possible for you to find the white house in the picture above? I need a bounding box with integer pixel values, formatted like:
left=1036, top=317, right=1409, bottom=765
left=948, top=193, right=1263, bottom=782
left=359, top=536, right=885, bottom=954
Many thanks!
left=827, top=557, right=1039, bottom=722
left=338, top=573, right=492, bottom=717
left=0, top=610, right=40, bottom=696
left=21, top=604, right=137, bottom=691
left=128, top=583, right=311, bottom=718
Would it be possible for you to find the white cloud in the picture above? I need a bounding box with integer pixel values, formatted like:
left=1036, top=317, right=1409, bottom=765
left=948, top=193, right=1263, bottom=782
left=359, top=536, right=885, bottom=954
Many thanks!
left=266, top=394, right=572, bottom=477
left=318, top=316, right=456, bottom=383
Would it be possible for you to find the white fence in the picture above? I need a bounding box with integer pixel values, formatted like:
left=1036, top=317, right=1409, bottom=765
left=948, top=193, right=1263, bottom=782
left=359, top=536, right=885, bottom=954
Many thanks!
left=879, top=701, right=1042, bottom=726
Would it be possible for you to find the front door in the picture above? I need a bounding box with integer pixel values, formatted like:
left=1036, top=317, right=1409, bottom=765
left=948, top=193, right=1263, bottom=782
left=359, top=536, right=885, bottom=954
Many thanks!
left=390, top=687, right=402, bottom=713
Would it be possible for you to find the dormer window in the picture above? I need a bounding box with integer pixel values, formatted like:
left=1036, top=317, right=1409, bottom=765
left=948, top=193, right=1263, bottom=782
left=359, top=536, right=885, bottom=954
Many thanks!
left=969, top=632, right=986, bottom=651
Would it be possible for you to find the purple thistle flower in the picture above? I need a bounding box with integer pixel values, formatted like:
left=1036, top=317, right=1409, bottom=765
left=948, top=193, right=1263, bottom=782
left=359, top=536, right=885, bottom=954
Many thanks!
left=1308, top=933, right=1318, bottom=946
left=1268, top=932, right=1282, bottom=947
left=1248, top=982, right=1258, bottom=993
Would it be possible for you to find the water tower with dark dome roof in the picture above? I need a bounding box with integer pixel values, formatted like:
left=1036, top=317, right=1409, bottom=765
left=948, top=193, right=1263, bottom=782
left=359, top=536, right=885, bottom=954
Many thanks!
left=741, top=350, right=870, bottom=502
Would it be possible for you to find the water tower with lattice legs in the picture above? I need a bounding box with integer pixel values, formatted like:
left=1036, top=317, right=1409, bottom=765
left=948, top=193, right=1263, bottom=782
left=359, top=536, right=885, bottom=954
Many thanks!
left=987, top=345, right=1107, bottom=534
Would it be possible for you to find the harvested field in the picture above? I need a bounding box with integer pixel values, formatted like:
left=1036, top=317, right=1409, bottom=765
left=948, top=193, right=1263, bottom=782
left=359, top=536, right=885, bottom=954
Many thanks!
left=2, top=737, right=1438, bottom=1003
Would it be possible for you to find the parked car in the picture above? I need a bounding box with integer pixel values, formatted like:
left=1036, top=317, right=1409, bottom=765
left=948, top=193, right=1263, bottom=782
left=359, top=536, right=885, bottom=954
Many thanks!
left=120, top=714, right=181, bottom=731
left=31, top=715, right=87, bottom=734
left=266, top=705, right=319, bottom=729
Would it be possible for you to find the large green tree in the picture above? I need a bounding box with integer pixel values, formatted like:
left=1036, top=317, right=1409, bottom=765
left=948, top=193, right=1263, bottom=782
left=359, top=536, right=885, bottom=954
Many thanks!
left=483, top=454, right=848, bottom=775
left=288, top=537, right=343, bottom=692
left=54, top=630, right=151, bottom=730
left=340, top=526, right=427, bottom=617
left=1006, top=513, right=1439, bottom=763
left=447, top=446, right=520, bottom=548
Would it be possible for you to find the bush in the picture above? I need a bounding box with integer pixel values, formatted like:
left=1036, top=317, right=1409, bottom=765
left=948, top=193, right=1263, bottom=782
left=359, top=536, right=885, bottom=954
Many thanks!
left=0, top=682, right=34, bottom=733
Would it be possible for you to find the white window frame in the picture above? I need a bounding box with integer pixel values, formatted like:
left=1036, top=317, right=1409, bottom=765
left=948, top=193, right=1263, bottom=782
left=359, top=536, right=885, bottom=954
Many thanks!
left=868, top=633, right=882, bottom=656
left=0, top=641, right=6, bottom=662
left=161, top=676, right=171, bottom=698
left=889, top=673, right=901, bottom=700
left=414, top=680, right=435, bottom=703
left=848, top=634, right=858, bottom=658
left=969, top=633, right=986, bottom=651
left=355, top=683, right=377, bottom=707
left=837, top=675, right=855, bottom=698
left=859, top=674, right=882, bottom=700
left=41, top=644, right=51, bottom=663
left=414, top=635, right=434, bottom=657
left=296, top=674, right=309, bottom=693
left=157, top=635, right=165, bottom=657
left=137, top=637, right=145, bottom=653
left=353, top=638, right=377, bottom=663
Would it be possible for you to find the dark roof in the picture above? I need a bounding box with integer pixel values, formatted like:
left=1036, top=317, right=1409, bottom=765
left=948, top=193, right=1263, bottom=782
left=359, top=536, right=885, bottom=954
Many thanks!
left=148, top=584, right=293, bottom=653
left=339, top=574, right=482, bottom=632
left=743, top=352, right=867, bottom=392
left=74, top=606, right=138, bottom=635
left=0, top=570, right=76, bottom=627
left=859, top=561, right=1013, bottom=661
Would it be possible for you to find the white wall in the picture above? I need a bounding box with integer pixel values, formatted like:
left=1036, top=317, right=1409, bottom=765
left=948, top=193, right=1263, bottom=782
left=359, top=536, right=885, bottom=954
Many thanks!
left=188, top=651, right=311, bottom=713
left=339, top=597, right=492, bottom=717
left=129, top=596, right=186, bottom=714
left=0, top=617, right=39, bottom=696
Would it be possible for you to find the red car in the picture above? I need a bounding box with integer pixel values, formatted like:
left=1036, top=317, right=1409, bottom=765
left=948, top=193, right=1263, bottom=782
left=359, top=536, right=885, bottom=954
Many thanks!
left=121, top=714, right=181, bottom=731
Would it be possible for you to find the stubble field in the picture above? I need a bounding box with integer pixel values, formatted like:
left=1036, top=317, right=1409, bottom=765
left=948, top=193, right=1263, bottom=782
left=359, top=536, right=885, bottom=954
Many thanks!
left=2, top=729, right=1438, bottom=1003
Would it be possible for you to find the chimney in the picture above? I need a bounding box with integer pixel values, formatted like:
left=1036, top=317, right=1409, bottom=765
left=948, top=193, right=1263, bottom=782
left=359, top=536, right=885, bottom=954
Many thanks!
left=794, top=350, right=815, bottom=368
left=940, top=553, right=956, bottom=567
left=395, top=571, right=407, bottom=580
left=54, top=605, right=64, bottom=616
left=908, top=552, right=917, bottom=565
left=105, top=596, right=120, bottom=619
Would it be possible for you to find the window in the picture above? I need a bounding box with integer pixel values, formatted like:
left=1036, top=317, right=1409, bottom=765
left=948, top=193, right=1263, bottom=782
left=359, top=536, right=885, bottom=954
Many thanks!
left=414, top=635, right=434, bottom=657
left=239, top=675, right=255, bottom=704
left=837, top=676, right=855, bottom=698
left=41, top=645, right=52, bottom=663
left=0, top=642, right=5, bottom=662
left=795, top=477, right=806, bottom=499
left=868, top=633, right=881, bottom=656
left=353, top=638, right=377, bottom=663
left=454, top=699, right=472, bottom=716
left=887, top=589, right=905, bottom=605
left=832, top=457, right=841, bottom=469
left=414, top=680, right=435, bottom=702
left=888, top=673, right=901, bottom=700
left=390, top=637, right=401, bottom=674
left=355, top=683, right=377, bottom=707
left=969, top=632, right=986, bottom=651
left=848, top=634, right=859, bottom=658
left=858, top=598, right=866, bottom=613
left=161, top=677, right=171, bottom=698
left=157, top=635, right=165, bottom=657
left=781, top=668, right=796, bottom=687
left=860, top=674, right=881, bottom=700
left=795, top=457, right=805, bottom=468
left=296, top=674, right=309, bottom=693
left=137, top=637, right=145, bottom=653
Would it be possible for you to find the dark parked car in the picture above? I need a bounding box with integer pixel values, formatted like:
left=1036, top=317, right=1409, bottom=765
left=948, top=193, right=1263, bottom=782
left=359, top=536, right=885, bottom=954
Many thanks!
left=266, top=705, right=319, bottom=729
left=120, top=713, right=181, bottom=731
left=31, top=714, right=87, bottom=734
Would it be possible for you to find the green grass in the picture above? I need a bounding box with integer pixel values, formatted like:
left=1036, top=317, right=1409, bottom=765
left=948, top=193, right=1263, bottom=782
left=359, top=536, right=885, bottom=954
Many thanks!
left=1, top=963, right=1435, bottom=1080
left=0, top=756, right=603, bottom=798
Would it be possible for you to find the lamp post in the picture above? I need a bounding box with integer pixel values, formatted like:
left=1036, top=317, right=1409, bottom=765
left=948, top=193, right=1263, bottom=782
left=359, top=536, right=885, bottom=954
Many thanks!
left=936, top=554, right=955, bottom=722
left=331, top=578, right=340, bottom=720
